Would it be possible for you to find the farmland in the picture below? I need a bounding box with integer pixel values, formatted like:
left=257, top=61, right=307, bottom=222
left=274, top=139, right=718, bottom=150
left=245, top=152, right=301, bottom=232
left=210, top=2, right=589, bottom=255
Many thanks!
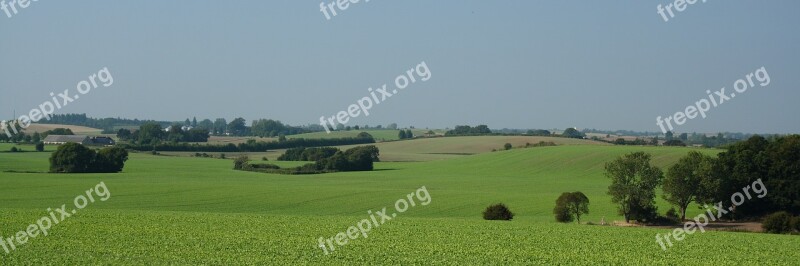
left=1, top=138, right=797, bottom=264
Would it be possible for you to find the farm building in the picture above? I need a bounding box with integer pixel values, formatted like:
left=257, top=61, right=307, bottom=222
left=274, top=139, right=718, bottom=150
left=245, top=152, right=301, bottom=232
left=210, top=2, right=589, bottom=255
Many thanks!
left=43, top=135, right=92, bottom=145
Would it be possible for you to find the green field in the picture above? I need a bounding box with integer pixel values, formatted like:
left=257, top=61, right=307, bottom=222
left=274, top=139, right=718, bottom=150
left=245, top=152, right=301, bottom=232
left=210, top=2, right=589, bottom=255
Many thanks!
left=0, top=139, right=797, bottom=264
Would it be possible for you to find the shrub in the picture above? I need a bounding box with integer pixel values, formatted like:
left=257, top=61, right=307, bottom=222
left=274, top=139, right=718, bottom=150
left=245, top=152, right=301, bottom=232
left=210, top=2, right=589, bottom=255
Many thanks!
left=504, top=143, right=512, bottom=150
left=35, top=142, right=44, bottom=152
left=10, top=147, right=19, bottom=152
left=483, top=203, right=514, bottom=221
left=262, top=156, right=269, bottom=161
left=233, top=156, right=249, bottom=170
left=220, top=153, right=226, bottom=159
left=762, top=211, right=793, bottom=234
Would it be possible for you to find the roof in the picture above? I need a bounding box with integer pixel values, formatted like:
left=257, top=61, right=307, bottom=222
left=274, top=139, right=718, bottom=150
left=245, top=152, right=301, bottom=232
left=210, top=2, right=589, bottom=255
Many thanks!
left=43, top=135, right=90, bottom=143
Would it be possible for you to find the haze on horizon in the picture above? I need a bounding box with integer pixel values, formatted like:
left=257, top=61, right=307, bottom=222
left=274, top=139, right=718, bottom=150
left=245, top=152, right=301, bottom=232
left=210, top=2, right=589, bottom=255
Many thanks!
left=1, top=1, right=798, bottom=134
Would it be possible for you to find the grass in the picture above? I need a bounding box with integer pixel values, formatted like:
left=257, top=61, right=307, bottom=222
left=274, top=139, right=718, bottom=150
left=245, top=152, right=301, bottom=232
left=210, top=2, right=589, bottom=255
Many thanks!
left=0, top=140, right=795, bottom=264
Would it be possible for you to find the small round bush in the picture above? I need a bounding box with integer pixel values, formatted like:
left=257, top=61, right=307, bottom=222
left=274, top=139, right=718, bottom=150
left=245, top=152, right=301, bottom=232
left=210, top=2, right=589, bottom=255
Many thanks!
left=483, top=203, right=514, bottom=221
left=10, top=147, right=19, bottom=152
left=762, top=211, right=793, bottom=234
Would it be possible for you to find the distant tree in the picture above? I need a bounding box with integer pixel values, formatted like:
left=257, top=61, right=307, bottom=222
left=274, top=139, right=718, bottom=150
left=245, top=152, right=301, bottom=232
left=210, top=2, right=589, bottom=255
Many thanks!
left=94, top=147, right=129, bottom=173
left=554, top=192, right=590, bottom=223
left=192, top=117, right=198, bottom=127
left=136, top=123, right=164, bottom=145
left=387, top=123, right=398, bottom=130
left=663, top=140, right=686, bottom=146
left=213, top=118, right=227, bottom=135
left=405, top=129, right=413, bottom=139
left=663, top=151, right=714, bottom=220
left=398, top=130, right=407, bottom=139
left=117, top=129, right=133, bottom=141
left=227, top=118, right=248, bottom=136
left=650, top=136, right=659, bottom=146
left=278, top=135, right=287, bottom=142
left=605, top=152, right=664, bottom=223
left=32, top=132, right=41, bottom=143
left=43, top=128, right=74, bottom=136
left=35, top=142, right=44, bottom=152
left=49, top=143, right=96, bottom=173
left=504, top=143, right=513, bottom=150
left=184, top=119, right=191, bottom=126
left=354, top=125, right=360, bottom=130
left=562, top=128, right=584, bottom=139
left=483, top=203, right=514, bottom=221
left=198, top=119, right=214, bottom=131
left=679, top=133, right=689, bottom=141
left=665, top=131, right=674, bottom=141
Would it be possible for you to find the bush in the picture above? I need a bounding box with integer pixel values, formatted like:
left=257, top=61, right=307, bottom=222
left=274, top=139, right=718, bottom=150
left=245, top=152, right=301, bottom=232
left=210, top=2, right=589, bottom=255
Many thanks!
left=483, top=203, right=514, bottom=221
left=220, top=153, right=226, bottom=159
left=262, top=156, right=269, bottom=161
left=762, top=211, right=793, bottom=234
left=233, top=156, right=249, bottom=170
left=503, top=143, right=512, bottom=150
left=35, top=142, right=44, bottom=152
left=665, top=208, right=680, bottom=221
left=10, top=146, right=19, bottom=152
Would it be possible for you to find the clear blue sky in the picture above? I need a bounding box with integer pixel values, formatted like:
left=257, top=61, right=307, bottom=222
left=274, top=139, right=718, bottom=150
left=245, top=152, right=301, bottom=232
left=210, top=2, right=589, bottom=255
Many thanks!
left=1, top=1, right=798, bottom=133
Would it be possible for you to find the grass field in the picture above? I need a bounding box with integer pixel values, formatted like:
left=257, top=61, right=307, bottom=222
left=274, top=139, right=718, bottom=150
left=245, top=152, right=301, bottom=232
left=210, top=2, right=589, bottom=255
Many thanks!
left=0, top=139, right=797, bottom=264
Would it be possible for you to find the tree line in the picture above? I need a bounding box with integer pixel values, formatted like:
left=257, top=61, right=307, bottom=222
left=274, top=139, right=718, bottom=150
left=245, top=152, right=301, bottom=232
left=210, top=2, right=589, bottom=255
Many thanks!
left=122, top=135, right=376, bottom=152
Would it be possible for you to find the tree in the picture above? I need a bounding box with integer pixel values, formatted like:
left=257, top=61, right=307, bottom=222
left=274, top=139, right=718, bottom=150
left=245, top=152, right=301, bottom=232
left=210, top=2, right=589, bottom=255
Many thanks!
left=679, top=133, right=688, bottom=141
left=213, top=118, right=228, bottom=135
left=136, top=123, right=164, bottom=145
left=399, top=130, right=407, bottom=139
left=227, top=118, right=248, bottom=136
left=663, top=151, right=714, bottom=220
left=35, top=142, right=44, bottom=152
left=49, top=143, right=96, bottom=173
left=405, top=129, right=413, bottom=139
left=483, top=203, right=514, bottom=220
left=554, top=192, right=590, bottom=223
left=233, top=155, right=250, bottom=170
left=504, top=143, right=513, bottom=150
left=94, top=147, right=129, bottom=173
left=387, top=123, right=398, bottom=130
left=605, top=152, right=664, bottom=223
left=117, top=129, right=132, bottom=141
left=184, top=118, right=191, bottom=126
left=562, top=128, right=584, bottom=139
left=32, top=132, right=41, bottom=143
left=665, top=131, right=674, bottom=141
left=192, top=117, right=198, bottom=127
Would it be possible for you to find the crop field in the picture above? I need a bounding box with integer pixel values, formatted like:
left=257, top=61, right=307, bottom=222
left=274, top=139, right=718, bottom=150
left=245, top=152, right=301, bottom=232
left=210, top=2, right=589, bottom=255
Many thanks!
left=1, top=139, right=797, bottom=264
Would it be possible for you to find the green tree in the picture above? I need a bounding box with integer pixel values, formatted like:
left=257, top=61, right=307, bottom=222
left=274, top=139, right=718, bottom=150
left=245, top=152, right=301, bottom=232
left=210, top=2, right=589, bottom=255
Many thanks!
left=665, top=131, right=674, bottom=141
left=94, top=147, right=129, bottom=173
left=405, top=129, right=413, bottom=139
left=398, top=130, right=407, bottom=139
left=562, top=128, right=584, bottom=139
left=663, top=151, right=714, bottom=220
left=49, top=143, right=96, bottom=173
left=605, top=152, right=664, bottom=223
left=227, top=118, right=248, bottom=136
left=504, top=143, right=512, bottom=150
left=137, top=123, right=164, bottom=145
left=32, top=132, right=41, bottom=143
left=35, top=142, right=44, bottom=152
left=554, top=192, right=590, bottom=223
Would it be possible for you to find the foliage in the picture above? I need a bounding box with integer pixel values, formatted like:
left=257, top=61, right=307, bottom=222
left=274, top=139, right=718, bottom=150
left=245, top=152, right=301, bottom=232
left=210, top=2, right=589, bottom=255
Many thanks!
left=483, top=203, right=514, bottom=220
left=49, top=143, right=128, bottom=173
left=123, top=136, right=375, bottom=152
left=605, top=152, right=663, bottom=223
left=663, top=151, right=714, bottom=220
left=554, top=192, right=590, bottom=223
left=35, top=142, right=44, bottom=152
left=762, top=211, right=794, bottom=234
left=445, top=125, right=492, bottom=136
left=562, top=128, right=585, bottom=139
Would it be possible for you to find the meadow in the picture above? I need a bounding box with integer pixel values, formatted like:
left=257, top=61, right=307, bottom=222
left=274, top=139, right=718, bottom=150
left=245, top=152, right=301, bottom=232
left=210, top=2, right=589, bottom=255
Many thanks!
left=0, top=139, right=797, bottom=264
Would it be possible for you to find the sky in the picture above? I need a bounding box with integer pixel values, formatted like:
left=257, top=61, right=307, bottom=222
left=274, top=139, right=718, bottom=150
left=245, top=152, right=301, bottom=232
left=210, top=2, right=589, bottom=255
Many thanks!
left=1, top=1, right=798, bottom=134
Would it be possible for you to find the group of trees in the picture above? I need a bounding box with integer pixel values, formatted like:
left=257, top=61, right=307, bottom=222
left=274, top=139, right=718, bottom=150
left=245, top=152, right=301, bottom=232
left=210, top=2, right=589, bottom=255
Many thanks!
left=561, top=128, right=585, bottom=139
left=238, top=145, right=380, bottom=174
left=123, top=135, right=375, bottom=153
left=445, top=125, right=492, bottom=136
left=118, top=123, right=209, bottom=144
left=605, top=135, right=800, bottom=223
left=49, top=143, right=128, bottom=173
left=398, top=129, right=414, bottom=139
